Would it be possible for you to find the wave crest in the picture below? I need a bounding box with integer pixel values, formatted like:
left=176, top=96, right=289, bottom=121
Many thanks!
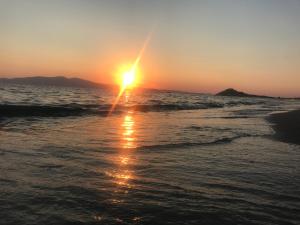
left=0, top=102, right=224, bottom=118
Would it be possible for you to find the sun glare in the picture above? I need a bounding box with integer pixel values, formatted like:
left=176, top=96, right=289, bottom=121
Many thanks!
left=122, top=69, right=136, bottom=89
left=109, top=31, right=152, bottom=116
left=116, top=63, right=139, bottom=90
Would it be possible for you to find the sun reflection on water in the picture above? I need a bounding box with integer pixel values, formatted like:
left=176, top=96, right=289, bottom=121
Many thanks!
left=121, top=111, right=136, bottom=149
left=105, top=97, right=138, bottom=191
left=111, top=110, right=137, bottom=188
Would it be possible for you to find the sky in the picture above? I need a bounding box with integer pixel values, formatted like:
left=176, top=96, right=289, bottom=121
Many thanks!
left=1, top=0, right=300, bottom=97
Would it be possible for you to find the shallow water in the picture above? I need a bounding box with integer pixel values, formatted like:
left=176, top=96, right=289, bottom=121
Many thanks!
left=0, top=84, right=300, bottom=225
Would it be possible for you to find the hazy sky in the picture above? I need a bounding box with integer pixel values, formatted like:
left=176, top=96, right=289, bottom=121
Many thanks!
left=1, top=0, right=300, bottom=96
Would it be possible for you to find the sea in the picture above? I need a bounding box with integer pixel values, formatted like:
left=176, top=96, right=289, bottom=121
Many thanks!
left=0, top=84, right=300, bottom=225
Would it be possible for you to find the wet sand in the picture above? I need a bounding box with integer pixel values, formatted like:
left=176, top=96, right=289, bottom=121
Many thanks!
left=268, top=110, right=300, bottom=145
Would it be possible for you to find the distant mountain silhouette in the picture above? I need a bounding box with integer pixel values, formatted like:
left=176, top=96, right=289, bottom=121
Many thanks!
left=0, top=76, right=193, bottom=94
left=216, top=88, right=273, bottom=98
left=0, top=76, right=110, bottom=88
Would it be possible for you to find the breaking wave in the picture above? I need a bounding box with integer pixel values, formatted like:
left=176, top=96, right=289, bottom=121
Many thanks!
left=0, top=102, right=224, bottom=117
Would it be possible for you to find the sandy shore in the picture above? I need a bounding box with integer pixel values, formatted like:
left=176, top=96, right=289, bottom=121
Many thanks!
left=268, top=110, right=300, bottom=145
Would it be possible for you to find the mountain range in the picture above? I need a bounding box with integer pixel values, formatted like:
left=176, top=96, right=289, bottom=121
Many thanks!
left=0, top=76, right=109, bottom=88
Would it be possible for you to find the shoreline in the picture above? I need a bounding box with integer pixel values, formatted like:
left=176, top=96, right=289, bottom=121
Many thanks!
left=267, top=110, right=300, bottom=145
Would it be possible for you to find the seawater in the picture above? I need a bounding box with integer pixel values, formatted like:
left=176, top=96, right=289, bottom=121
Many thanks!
left=0, top=84, right=300, bottom=225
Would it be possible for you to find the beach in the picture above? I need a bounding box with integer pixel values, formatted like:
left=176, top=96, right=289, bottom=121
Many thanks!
left=268, top=110, right=300, bottom=145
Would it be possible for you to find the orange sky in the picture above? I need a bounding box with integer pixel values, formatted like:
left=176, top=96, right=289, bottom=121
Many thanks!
left=1, top=0, right=300, bottom=97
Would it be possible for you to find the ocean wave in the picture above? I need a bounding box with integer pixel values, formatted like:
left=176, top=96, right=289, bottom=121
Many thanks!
left=0, top=104, right=87, bottom=117
left=137, top=136, right=245, bottom=150
left=0, top=99, right=273, bottom=118
left=0, top=102, right=224, bottom=117
left=131, top=102, right=223, bottom=112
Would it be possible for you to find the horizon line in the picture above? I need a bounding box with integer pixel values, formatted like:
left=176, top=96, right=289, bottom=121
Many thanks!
left=0, top=75, right=299, bottom=99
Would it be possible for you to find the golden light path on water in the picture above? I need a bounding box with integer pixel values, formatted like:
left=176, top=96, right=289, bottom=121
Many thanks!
left=113, top=109, right=136, bottom=187
left=113, top=91, right=137, bottom=187
left=105, top=91, right=137, bottom=195
left=121, top=110, right=136, bottom=149
left=98, top=100, right=140, bottom=222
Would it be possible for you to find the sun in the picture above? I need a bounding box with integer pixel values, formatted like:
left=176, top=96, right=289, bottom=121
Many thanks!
left=116, top=63, right=139, bottom=90
left=122, top=69, right=135, bottom=89
left=108, top=64, right=138, bottom=115
left=108, top=31, right=151, bottom=116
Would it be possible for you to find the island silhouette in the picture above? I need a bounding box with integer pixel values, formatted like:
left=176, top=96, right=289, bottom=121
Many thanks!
left=216, top=88, right=275, bottom=98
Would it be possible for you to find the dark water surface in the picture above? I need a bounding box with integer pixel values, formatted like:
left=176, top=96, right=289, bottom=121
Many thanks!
left=1, top=84, right=300, bottom=225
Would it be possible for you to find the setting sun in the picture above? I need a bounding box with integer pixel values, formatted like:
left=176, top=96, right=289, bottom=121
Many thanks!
left=115, top=63, right=140, bottom=90
left=122, top=69, right=136, bottom=89
left=108, top=63, right=140, bottom=115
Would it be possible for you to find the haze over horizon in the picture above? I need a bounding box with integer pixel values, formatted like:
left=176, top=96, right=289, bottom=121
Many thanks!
left=1, top=0, right=300, bottom=97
